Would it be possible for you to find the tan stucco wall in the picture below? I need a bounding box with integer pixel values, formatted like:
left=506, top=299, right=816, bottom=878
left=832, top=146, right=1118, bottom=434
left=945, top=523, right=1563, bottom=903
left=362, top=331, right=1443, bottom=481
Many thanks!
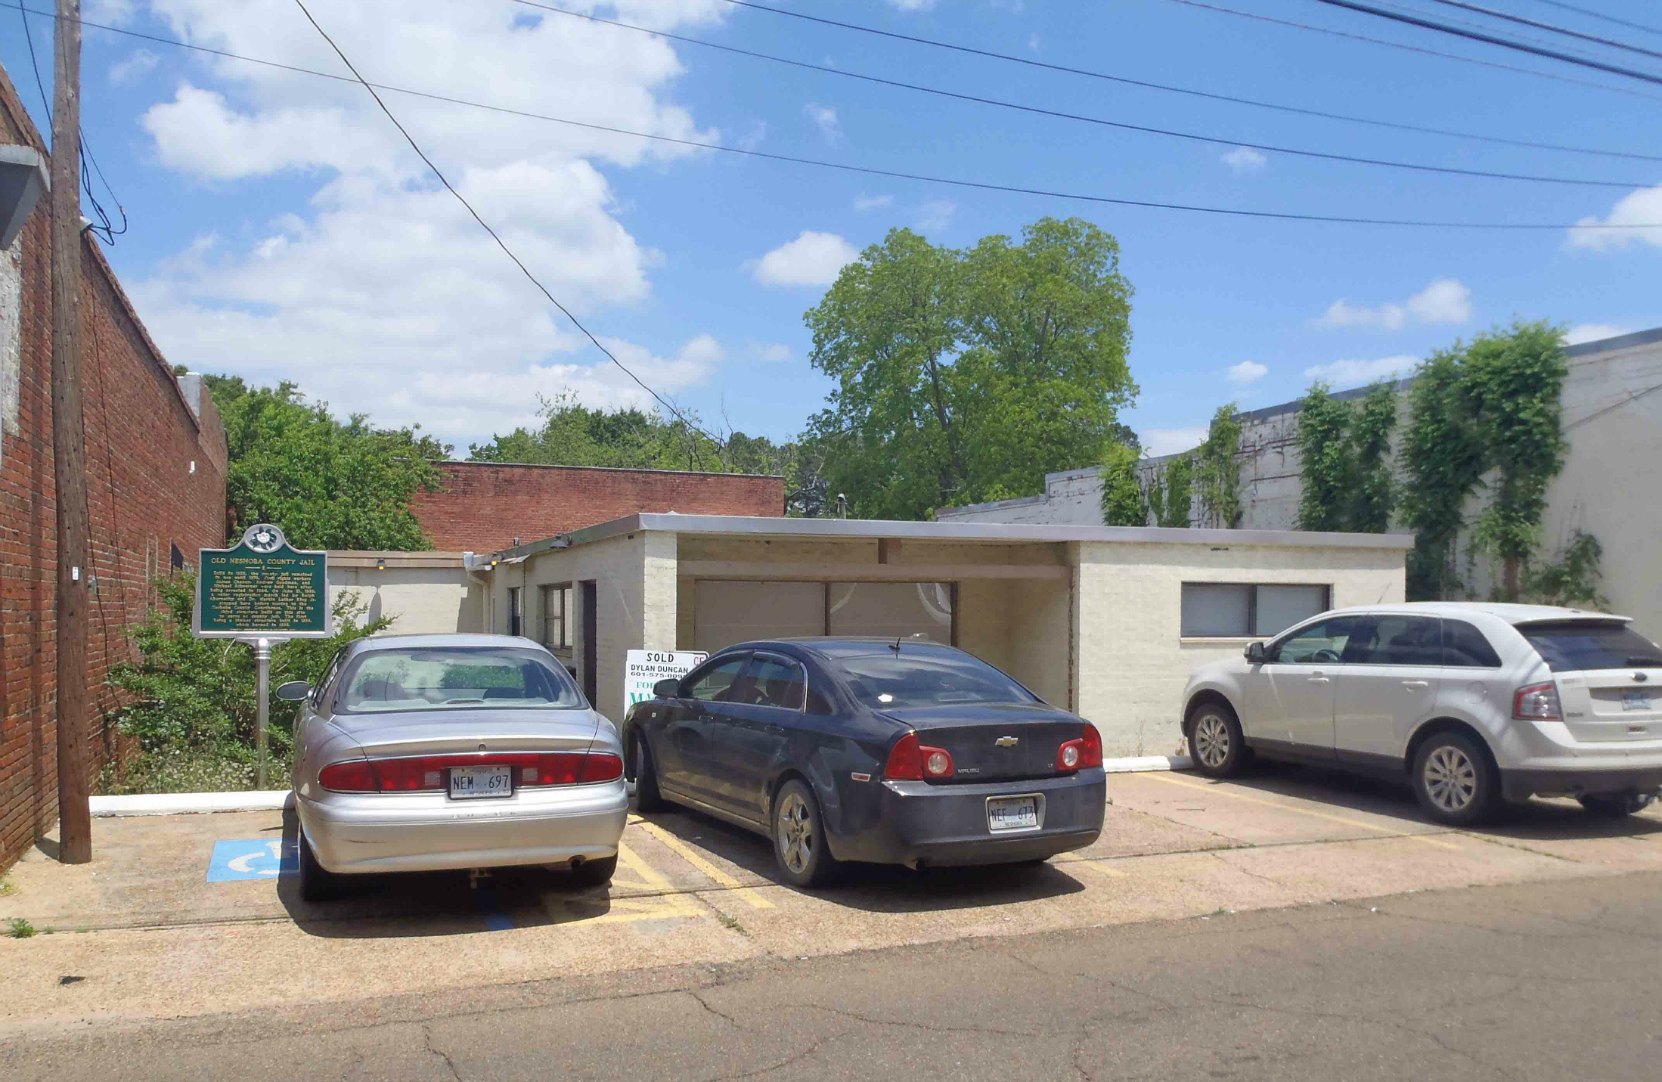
left=1073, top=541, right=1406, bottom=756
left=328, top=566, right=483, bottom=635
left=490, top=531, right=678, bottom=725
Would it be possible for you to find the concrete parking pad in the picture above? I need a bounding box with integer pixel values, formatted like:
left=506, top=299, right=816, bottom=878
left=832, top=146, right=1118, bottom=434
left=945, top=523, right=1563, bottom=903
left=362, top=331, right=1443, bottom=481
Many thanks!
left=2, top=765, right=1660, bottom=1036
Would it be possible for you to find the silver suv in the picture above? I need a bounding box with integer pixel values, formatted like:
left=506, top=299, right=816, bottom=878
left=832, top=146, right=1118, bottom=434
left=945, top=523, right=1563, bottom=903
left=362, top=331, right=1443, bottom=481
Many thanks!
left=1181, top=603, right=1662, bottom=825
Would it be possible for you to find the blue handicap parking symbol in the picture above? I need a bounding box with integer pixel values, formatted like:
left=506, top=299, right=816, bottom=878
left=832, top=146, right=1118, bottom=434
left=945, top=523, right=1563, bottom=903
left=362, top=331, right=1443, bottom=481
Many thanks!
left=207, top=838, right=297, bottom=882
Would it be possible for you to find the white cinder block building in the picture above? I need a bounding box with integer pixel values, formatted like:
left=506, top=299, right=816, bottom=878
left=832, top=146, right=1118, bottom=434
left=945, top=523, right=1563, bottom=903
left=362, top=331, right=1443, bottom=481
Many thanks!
left=939, top=327, right=1662, bottom=639
left=472, top=514, right=1411, bottom=756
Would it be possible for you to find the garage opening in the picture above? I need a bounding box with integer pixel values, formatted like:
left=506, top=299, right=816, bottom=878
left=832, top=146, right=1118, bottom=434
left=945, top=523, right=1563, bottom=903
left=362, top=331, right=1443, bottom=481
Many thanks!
left=692, top=580, right=954, bottom=652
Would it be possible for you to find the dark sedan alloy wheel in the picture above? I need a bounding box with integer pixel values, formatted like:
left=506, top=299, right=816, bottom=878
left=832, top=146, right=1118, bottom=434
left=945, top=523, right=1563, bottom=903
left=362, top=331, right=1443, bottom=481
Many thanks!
left=772, top=779, right=839, bottom=888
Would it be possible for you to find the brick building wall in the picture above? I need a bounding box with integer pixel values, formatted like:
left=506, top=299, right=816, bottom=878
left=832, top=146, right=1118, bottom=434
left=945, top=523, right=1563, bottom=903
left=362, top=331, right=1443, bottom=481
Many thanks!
left=411, top=461, right=785, bottom=553
left=1, top=67, right=229, bottom=869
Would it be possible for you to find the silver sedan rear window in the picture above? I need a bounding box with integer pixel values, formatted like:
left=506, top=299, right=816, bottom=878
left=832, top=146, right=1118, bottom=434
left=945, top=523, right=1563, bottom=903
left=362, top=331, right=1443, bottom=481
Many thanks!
left=335, top=647, right=584, bottom=713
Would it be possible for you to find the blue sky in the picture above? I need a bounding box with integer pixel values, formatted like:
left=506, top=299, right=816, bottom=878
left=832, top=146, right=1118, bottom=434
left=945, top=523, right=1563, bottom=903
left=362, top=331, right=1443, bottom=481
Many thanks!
left=4, top=0, right=1659, bottom=457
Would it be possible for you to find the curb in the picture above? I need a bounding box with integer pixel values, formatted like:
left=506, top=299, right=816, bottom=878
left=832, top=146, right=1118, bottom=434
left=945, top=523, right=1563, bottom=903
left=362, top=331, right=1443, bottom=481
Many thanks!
left=90, top=790, right=293, bottom=817
left=1104, top=754, right=1193, bottom=774
left=89, top=757, right=1193, bottom=816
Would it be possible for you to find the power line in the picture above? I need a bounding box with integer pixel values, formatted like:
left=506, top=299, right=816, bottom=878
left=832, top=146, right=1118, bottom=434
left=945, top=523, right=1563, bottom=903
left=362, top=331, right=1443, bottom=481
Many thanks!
left=7, top=2, right=1658, bottom=231
left=711, top=0, right=1659, bottom=164
left=1161, top=0, right=1662, bottom=101
left=1430, top=0, right=1662, bottom=61
left=510, top=0, right=1646, bottom=189
left=288, top=0, right=720, bottom=446
left=1308, top=0, right=1662, bottom=86
left=1531, top=1, right=1662, bottom=38
left=15, top=3, right=124, bottom=242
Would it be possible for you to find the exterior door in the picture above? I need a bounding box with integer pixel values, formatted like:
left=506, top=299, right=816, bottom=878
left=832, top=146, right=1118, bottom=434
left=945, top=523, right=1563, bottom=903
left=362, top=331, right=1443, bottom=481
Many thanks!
left=699, top=653, right=805, bottom=822
left=1332, top=615, right=1443, bottom=763
left=663, top=653, right=751, bottom=807
left=1242, top=615, right=1361, bottom=754
left=579, top=581, right=598, bottom=706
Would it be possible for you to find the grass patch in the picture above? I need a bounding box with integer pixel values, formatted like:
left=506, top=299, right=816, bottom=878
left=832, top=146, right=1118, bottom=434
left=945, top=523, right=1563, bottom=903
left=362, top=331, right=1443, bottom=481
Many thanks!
left=0, top=876, right=15, bottom=898
left=6, top=918, right=36, bottom=939
left=716, top=913, right=748, bottom=937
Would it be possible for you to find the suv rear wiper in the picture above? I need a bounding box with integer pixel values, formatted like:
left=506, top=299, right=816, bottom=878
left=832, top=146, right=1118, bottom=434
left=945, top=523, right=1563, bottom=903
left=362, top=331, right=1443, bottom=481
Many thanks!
left=1626, top=655, right=1662, bottom=667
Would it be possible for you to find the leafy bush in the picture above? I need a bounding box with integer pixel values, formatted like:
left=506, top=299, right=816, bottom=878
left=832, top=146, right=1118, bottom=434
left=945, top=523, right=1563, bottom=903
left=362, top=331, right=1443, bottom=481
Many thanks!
left=102, top=571, right=391, bottom=792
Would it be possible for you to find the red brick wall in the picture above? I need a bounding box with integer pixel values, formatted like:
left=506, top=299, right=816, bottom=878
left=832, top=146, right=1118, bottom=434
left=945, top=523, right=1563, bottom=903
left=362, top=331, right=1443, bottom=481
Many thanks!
left=412, top=462, right=786, bottom=553
left=1, top=68, right=229, bottom=869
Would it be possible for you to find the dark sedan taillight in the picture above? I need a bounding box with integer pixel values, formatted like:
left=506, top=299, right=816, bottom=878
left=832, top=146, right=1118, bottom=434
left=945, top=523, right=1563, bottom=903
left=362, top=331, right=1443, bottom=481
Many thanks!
left=882, top=732, right=955, bottom=781
left=318, top=751, right=623, bottom=793
left=1055, top=724, right=1103, bottom=772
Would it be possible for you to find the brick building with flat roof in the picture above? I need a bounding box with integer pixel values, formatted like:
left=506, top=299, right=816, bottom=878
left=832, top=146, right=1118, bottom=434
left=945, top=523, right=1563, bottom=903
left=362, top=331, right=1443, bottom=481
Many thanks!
left=409, top=461, right=785, bottom=554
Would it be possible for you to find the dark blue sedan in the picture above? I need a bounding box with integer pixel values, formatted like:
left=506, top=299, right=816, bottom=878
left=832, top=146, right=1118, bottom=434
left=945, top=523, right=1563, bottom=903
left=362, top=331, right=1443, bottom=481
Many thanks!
left=622, top=638, right=1106, bottom=887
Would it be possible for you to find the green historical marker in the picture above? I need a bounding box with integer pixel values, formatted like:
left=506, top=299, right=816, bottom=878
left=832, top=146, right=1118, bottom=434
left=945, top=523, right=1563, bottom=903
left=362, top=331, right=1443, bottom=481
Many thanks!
left=195, top=523, right=330, bottom=639
left=194, top=524, right=330, bottom=790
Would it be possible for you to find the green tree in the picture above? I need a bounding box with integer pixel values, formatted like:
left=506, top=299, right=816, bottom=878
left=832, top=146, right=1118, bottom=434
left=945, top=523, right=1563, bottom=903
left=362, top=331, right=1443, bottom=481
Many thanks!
left=1295, top=384, right=1352, bottom=532
left=1099, top=441, right=1146, bottom=525
left=1195, top=404, right=1243, bottom=529
left=207, top=380, right=448, bottom=550
left=805, top=218, right=1136, bottom=518
left=470, top=392, right=818, bottom=514
left=1464, top=322, right=1567, bottom=599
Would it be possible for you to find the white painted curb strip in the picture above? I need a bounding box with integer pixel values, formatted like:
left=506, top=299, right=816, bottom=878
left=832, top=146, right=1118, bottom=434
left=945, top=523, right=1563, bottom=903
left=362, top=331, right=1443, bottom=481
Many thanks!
left=90, top=790, right=293, bottom=817
left=1105, top=754, right=1193, bottom=773
left=89, top=756, right=1191, bottom=816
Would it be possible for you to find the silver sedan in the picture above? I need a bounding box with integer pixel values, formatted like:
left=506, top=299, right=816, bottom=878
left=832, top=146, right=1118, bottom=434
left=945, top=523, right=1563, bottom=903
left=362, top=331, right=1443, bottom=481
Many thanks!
left=281, top=634, right=627, bottom=902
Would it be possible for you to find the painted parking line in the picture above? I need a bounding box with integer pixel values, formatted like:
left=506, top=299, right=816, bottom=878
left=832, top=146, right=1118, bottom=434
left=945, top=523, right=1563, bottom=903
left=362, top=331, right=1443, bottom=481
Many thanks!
left=634, top=820, right=777, bottom=910
left=578, top=841, right=706, bottom=925
left=1144, top=772, right=1462, bottom=851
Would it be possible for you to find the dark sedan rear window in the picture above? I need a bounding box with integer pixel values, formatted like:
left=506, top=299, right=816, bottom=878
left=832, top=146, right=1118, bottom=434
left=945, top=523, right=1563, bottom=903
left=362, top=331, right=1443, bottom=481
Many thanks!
left=833, top=652, right=1035, bottom=708
left=1520, top=622, right=1662, bottom=673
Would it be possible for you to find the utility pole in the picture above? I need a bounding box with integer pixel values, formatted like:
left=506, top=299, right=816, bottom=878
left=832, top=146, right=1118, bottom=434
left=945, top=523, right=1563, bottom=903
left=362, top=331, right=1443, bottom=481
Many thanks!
left=51, top=0, right=92, bottom=864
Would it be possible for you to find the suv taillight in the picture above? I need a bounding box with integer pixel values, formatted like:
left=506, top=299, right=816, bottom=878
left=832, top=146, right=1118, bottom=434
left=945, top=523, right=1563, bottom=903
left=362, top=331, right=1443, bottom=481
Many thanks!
left=1512, top=682, right=1562, bottom=721
left=1056, top=724, right=1104, bottom=771
left=883, top=732, right=954, bottom=781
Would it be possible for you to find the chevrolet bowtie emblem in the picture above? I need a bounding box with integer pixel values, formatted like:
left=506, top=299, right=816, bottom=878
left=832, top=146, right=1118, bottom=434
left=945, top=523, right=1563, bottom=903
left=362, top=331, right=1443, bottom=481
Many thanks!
left=995, top=736, right=1019, bottom=748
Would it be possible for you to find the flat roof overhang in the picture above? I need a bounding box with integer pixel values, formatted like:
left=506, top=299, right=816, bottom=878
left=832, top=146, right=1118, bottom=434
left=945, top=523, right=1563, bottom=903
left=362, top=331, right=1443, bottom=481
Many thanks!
left=488, top=513, right=1417, bottom=563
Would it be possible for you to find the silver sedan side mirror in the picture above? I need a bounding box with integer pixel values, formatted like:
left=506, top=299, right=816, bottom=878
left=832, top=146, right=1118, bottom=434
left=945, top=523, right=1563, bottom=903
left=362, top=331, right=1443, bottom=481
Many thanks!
left=275, top=680, right=311, bottom=702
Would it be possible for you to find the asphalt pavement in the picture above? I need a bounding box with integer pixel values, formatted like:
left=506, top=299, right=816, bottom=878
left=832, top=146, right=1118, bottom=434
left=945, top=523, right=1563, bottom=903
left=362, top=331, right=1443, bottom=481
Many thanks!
left=5, top=868, right=1661, bottom=1081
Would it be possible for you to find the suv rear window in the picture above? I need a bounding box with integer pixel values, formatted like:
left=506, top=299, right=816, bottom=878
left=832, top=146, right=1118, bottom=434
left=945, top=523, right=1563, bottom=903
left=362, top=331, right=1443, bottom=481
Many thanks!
left=1519, top=621, right=1662, bottom=673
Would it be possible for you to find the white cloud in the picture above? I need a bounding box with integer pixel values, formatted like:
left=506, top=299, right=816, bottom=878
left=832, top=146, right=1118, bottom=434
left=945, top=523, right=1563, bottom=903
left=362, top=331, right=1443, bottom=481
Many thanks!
left=1317, top=278, right=1471, bottom=330
left=748, top=341, right=793, bottom=363
left=1564, top=323, right=1635, bottom=345
left=804, top=103, right=841, bottom=143
left=1142, top=427, right=1209, bottom=457
left=1302, top=354, right=1419, bottom=388
left=1221, top=146, right=1267, bottom=173
left=122, top=0, right=732, bottom=447
left=887, top=0, right=937, bottom=9
left=854, top=193, right=894, bottom=211
left=1029, top=33, right=1041, bottom=52
left=751, top=231, right=859, bottom=287
left=1227, top=360, right=1268, bottom=385
left=108, top=49, right=158, bottom=85
left=916, top=198, right=956, bottom=233
left=1568, top=185, right=1662, bottom=250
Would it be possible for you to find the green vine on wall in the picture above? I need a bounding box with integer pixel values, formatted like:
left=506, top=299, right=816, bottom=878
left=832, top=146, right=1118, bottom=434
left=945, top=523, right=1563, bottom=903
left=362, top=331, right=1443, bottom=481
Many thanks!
left=1196, top=404, right=1243, bottom=528
left=1399, top=322, right=1571, bottom=602
left=1296, top=381, right=1400, bottom=534
left=1099, top=441, right=1146, bottom=525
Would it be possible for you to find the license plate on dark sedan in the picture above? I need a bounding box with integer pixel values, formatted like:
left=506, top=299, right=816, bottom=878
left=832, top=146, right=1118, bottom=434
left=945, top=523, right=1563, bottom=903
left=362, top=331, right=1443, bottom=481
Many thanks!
left=987, top=795, right=1040, bottom=832
left=449, top=765, right=514, bottom=799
